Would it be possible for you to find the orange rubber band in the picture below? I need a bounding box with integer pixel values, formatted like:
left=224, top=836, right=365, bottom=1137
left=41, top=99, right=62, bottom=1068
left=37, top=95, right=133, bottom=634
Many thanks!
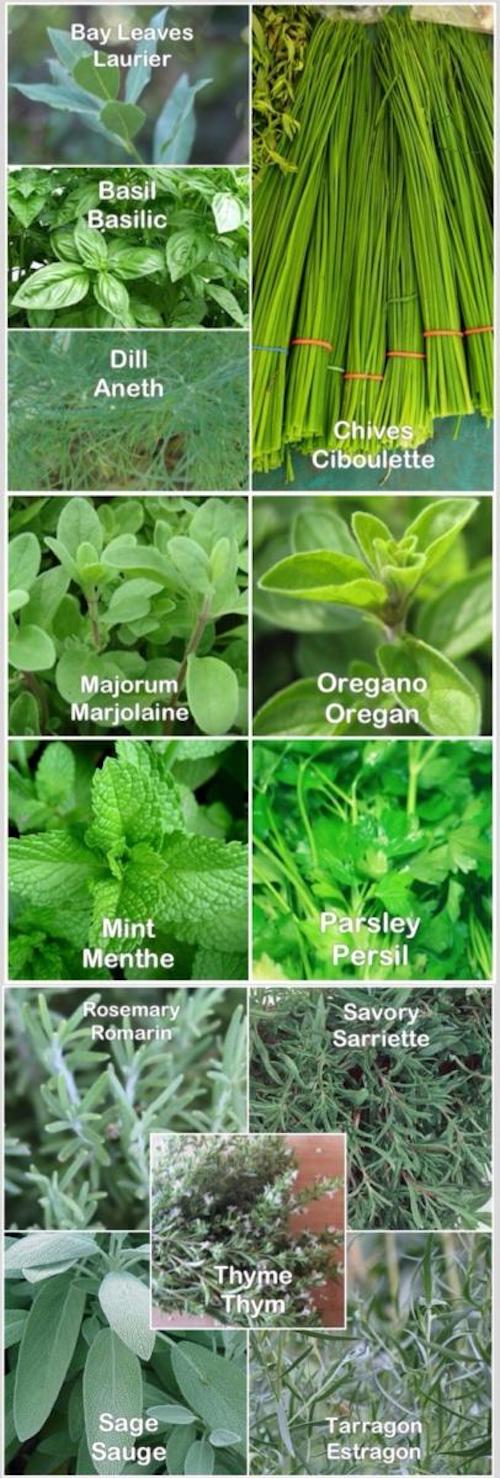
left=463, top=325, right=494, bottom=336
left=291, top=337, right=333, bottom=351
left=386, top=350, right=426, bottom=360
left=343, top=371, right=384, bottom=382
left=423, top=329, right=463, bottom=338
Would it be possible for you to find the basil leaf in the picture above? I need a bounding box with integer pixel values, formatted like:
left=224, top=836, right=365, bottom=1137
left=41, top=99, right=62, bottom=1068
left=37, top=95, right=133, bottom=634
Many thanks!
left=14, top=1275, right=86, bottom=1440
left=98, top=1272, right=155, bottom=1359
left=12, top=262, right=89, bottom=311
left=205, top=282, right=247, bottom=326
left=83, top=1329, right=143, bottom=1476
left=74, top=217, right=108, bottom=269
left=211, top=192, right=246, bottom=234
left=108, top=245, right=164, bottom=280
left=94, top=271, right=130, bottom=319
left=166, top=230, right=208, bottom=283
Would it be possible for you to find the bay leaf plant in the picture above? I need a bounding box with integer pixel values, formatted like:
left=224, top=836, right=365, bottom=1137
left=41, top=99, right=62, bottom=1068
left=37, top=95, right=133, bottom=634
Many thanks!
left=8, top=330, right=249, bottom=492
left=252, top=739, right=492, bottom=982
left=8, top=166, right=249, bottom=329
left=5, top=986, right=247, bottom=1231
left=253, top=496, right=492, bottom=737
left=152, top=1133, right=343, bottom=1329
left=9, top=738, right=248, bottom=982
left=4, top=1231, right=247, bottom=1476
left=8, top=495, right=248, bottom=737
left=250, top=1232, right=491, bottom=1475
left=9, top=6, right=248, bottom=165
left=249, top=986, right=491, bottom=1230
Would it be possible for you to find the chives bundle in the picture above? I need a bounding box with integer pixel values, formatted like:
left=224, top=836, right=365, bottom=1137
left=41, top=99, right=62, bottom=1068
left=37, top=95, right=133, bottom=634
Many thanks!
left=253, top=10, right=493, bottom=480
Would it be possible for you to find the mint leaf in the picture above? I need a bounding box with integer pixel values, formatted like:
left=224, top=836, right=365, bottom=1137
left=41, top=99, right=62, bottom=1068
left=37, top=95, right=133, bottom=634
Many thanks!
left=159, top=835, right=247, bottom=946
left=9, top=833, right=104, bottom=908
left=87, top=748, right=182, bottom=857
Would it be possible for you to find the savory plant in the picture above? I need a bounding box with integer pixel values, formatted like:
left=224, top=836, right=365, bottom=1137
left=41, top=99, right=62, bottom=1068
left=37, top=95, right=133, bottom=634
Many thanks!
left=5, top=987, right=247, bottom=1231
left=9, top=6, right=248, bottom=165
left=252, top=739, right=492, bottom=982
left=250, top=1232, right=491, bottom=1474
left=249, top=986, right=491, bottom=1230
left=9, top=166, right=249, bottom=329
left=8, top=495, right=248, bottom=737
left=4, top=1232, right=247, bottom=1475
left=152, top=1133, right=343, bottom=1328
left=253, top=496, right=492, bottom=737
left=9, top=738, right=248, bottom=982
left=8, top=330, right=249, bottom=492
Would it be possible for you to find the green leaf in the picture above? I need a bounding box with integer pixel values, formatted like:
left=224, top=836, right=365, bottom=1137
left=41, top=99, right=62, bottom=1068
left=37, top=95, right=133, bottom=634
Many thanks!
left=100, top=100, right=146, bottom=145
left=5, top=1232, right=98, bottom=1275
left=9, top=832, right=104, bottom=908
left=72, top=54, right=121, bottom=102
left=57, top=498, right=104, bottom=559
left=153, top=74, right=211, bottom=163
left=5, top=1308, right=28, bottom=1349
left=167, top=535, right=211, bottom=591
left=209, top=1429, right=242, bottom=1447
left=9, top=691, right=41, bottom=736
left=98, top=1272, right=155, bottom=1359
left=148, top=1403, right=196, bottom=1426
left=292, top=509, right=360, bottom=558
left=184, top=1438, right=215, bottom=1474
left=187, top=656, right=239, bottom=735
left=351, top=510, right=392, bottom=571
left=125, top=7, right=168, bottom=103
left=211, top=192, right=246, bottom=234
left=416, top=567, right=492, bottom=660
left=166, top=230, right=208, bottom=283
left=22, top=565, right=69, bottom=627
left=205, top=282, right=246, bottom=326
left=13, top=80, right=102, bottom=117
left=406, top=498, right=478, bottom=573
left=74, top=217, right=108, bottom=270
left=10, top=625, right=56, bottom=672
left=47, top=27, right=92, bottom=69
left=12, top=262, right=89, bottom=311
left=108, top=244, right=164, bottom=280
left=259, top=551, right=387, bottom=610
left=8, top=588, right=29, bottom=615
left=9, top=532, right=41, bottom=592
left=83, top=1329, right=143, bottom=1476
left=94, top=271, right=130, bottom=319
left=51, top=225, right=82, bottom=262
left=88, top=748, right=181, bottom=857
left=378, top=636, right=481, bottom=738
left=35, top=742, right=76, bottom=807
left=14, top=1275, right=86, bottom=1440
left=167, top=1427, right=197, bottom=1472
left=105, top=577, right=164, bottom=625
left=254, top=678, right=330, bottom=736
left=171, top=1342, right=245, bottom=1448
left=159, top=834, right=247, bottom=948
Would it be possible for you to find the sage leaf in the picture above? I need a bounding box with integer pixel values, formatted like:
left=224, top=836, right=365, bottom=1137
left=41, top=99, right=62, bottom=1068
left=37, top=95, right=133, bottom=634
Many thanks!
left=5, top=1232, right=99, bottom=1275
left=98, top=1271, right=155, bottom=1359
left=14, top=1275, right=86, bottom=1439
left=171, top=1341, right=245, bottom=1447
left=148, top=1402, right=196, bottom=1425
left=184, top=1437, right=215, bottom=1474
left=83, top=1328, right=143, bottom=1476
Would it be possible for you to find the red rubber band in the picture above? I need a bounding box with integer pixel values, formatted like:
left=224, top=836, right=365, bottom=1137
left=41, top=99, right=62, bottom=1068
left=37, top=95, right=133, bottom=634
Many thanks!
left=343, top=371, right=384, bottom=382
left=290, top=337, right=333, bottom=351
left=386, top=350, right=426, bottom=360
left=423, top=328, right=463, bottom=338
left=463, top=325, right=494, bottom=336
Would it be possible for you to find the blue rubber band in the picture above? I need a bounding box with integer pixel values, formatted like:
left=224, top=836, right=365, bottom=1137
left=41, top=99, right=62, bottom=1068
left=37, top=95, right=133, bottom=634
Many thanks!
left=253, top=344, right=289, bottom=354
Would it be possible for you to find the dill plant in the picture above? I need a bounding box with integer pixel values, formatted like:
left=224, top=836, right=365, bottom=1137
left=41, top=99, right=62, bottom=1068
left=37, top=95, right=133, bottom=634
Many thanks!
left=5, top=986, right=247, bottom=1231
left=250, top=1232, right=491, bottom=1475
left=249, top=986, right=491, bottom=1230
left=152, top=1133, right=344, bottom=1329
left=8, top=330, right=249, bottom=492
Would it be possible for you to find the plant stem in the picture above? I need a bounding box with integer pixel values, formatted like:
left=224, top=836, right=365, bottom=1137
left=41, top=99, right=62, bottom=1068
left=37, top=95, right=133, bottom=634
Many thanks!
left=86, top=588, right=101, bottom=651
left=165, top=597, right=212, bottom=733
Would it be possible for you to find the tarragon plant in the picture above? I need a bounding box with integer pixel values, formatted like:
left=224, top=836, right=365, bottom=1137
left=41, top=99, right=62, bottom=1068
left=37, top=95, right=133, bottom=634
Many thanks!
left=152, top=1133, right=343, bottom=1328
left=10, top=10, right=214, bottom=165
left=8, top=495, right=248, bottom=737
left=5, top=1232, right=247, bottom=1476
left=5, top=987, right=247, bottom=1230
left=254, top=497, right=492, bottom=736
left=9, top=166, right=249, bottom=328
left=9, top=738, right=248, bottom=982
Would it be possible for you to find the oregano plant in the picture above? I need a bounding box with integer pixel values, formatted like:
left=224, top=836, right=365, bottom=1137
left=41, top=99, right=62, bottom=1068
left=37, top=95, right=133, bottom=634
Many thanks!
left=4, top=1232, right=247, bottom=1475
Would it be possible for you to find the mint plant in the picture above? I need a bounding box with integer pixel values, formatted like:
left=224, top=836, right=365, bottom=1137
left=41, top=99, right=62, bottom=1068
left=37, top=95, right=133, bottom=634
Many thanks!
left=4, top=1232, right=247, bottom=1475
left=9, top=496, right=248, bottom=737
left=5, top=987, right=246, bottom=1230
left=9, top=166, right=249, bottom=328
left=254, top=498, right=492, bottom=737
left=152, top=1134, right=343, bottom=1328
left=9, top=738, right=248, bottom=982
left=9, top=8, right=246, bottom=166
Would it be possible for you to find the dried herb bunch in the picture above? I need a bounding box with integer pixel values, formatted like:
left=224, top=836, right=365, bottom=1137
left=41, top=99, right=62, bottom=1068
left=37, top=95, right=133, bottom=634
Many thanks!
left=152, top=1133, right=343, bottom=1328
left=250, top=1232, right=491, bottom=1475
left=249, top=987, right=491, bottom=1230
left=4, top=1232, right=247, bottom=1476
left=5, top=987, right=247, bottom=1232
